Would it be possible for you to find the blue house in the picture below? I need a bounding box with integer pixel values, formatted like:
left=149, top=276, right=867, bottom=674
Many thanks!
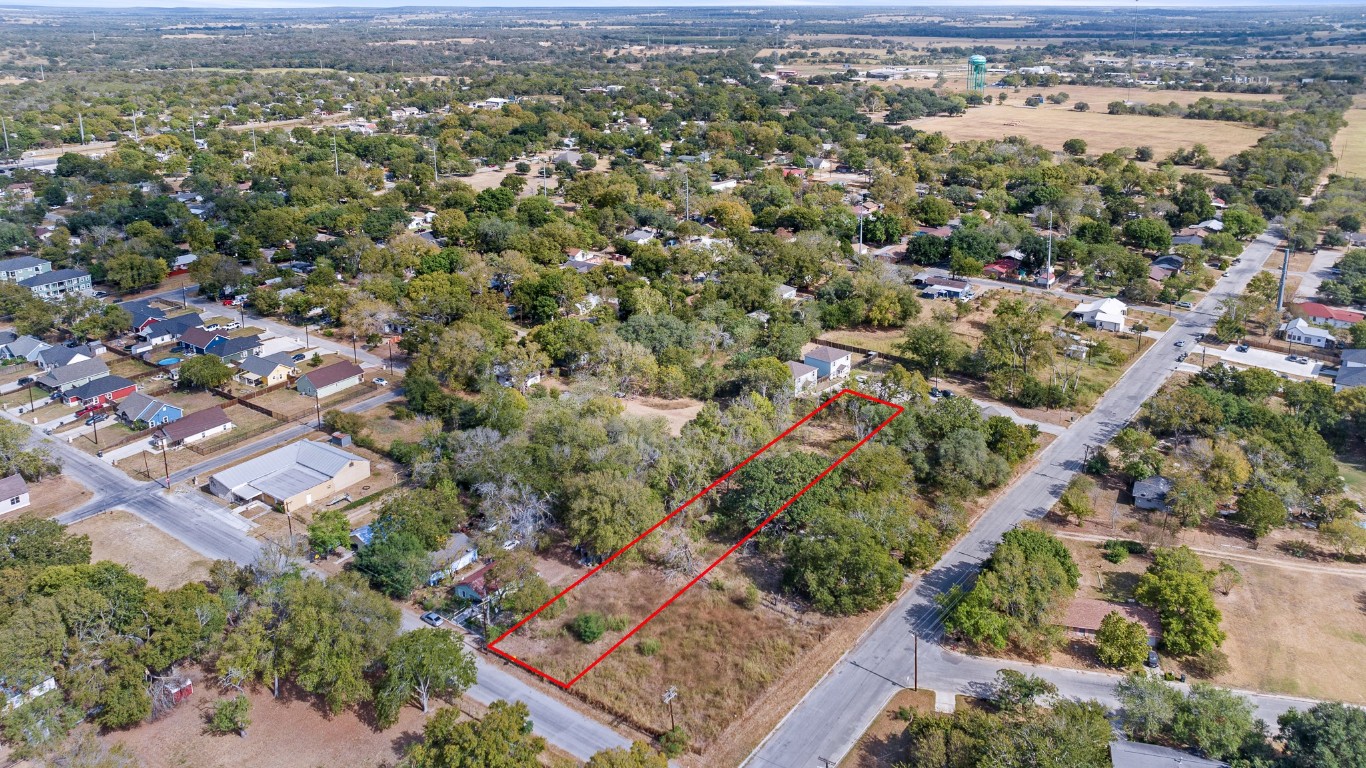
left=116, top=392, right=184, bottom=427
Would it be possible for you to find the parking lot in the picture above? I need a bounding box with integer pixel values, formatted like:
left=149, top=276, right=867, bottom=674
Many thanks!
left=1194, top=342, right=1324, bottom=379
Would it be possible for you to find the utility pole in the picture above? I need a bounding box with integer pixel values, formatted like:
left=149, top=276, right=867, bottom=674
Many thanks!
left=1, top=116, right=11, bottom=154
left=683, top=171, right=690, bottom=222
left=314, top=392, right=322, bottom=429
left=1276, top=245, right=1290, bottom=311
left=661, top=686, right=677, bottom=731
left=431, top=139, right=438, bottom=182
left=332, top=130, right=340, bottom=175
left=1044, top=210, right=1054, bottom=287
left=142, top=450, right=150, bottom=480
left=158, top=430, right=171, bottom=488
left=913, top=632, right=919, bottom=690
left=857, top=210, right=864, bottom=253
left=90, top=411, right=100, bottom=445
left=250, top=127, right=257, bottom=154
left=78, top=112, right=86, bottom=145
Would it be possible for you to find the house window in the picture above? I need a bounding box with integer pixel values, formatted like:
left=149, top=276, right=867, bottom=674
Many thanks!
left=9, top=497, right=18, bottom=505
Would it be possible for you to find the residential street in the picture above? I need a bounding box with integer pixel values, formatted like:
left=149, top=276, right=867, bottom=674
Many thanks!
left=744, top=230, right=1286, bottom=768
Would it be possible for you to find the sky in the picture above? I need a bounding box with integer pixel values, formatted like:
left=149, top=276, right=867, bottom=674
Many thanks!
left=22, top=0, right=1365, bottom=8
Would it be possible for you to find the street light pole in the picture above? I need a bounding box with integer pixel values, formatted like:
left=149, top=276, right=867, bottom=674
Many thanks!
left=158, top=430, right=171, bottom=488
left=913, top=632, right=919, bottom=691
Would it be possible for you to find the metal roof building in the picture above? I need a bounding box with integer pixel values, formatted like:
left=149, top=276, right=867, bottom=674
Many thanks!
left=208, top=440, right=370, bottom=513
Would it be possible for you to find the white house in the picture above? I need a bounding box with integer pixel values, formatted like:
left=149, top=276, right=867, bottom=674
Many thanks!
left=1279, top=317, right=1336, bottom=349
left=1072, top=298, right=1128, bottom=333
left=804, top=346, right=852, bottom=381
left=775, top=283, right=798, bottom=301
left=0, top=474, right=29, bottom=515
left=787, top=361, right=818, bottom=395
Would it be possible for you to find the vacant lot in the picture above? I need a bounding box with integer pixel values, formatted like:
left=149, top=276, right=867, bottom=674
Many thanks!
left=910, top=105, right=1267, bottom=160
left=68, top=509, right=213, bottom=588
left=15, top=475, right=92, bottom=519
left=105, top=665, right=449, bottom=768
left=1336, top=108, right=1366, bottom=178
left=1055, top=536, right=1366, bottom=704
left=840, top=688, right=936, bottom=768
left=619, top=396, right=704, bottom=436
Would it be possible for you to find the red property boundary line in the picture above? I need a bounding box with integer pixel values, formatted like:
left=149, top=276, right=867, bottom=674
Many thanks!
left=487, top=388, right=905, bottom=689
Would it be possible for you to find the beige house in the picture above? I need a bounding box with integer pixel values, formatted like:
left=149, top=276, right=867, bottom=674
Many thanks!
left=208, top=440, right=370, bottom=513
left=236, top=354, right=295, bottom=387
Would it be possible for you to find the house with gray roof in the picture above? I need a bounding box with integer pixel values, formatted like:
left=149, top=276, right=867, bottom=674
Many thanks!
left=0, top=256, right=50, bottom=284
left=206, top=334, right=263, bottom=363
left=236, top=354, right=296, bottom=387
left=36, top=344, right=97, bottom=371
left=19, top=268, right=91, bottom=300
left=208, top=440, right=370, bottom=513
left=156, top=407, right=234, bottom=448
left=0, top=474, right=30, bottom=515
left=0, top=335, right=50, bottom=363
left=296, top=361, right=364, bottom=399
left=118, top=299, right=167, bottom=332
left=35, top=358, right=109, bottom=394
left=117, top=392, right=183, bottom=427
left=1133, top=475, right=1174, bottom=511
left=139, top=314, right=205, bottom=346
left=803, top=345, right=852, bottom=380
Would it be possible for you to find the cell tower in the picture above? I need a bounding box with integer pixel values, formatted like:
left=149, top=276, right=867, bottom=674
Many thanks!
left=968, top=55, right=987, bottom=95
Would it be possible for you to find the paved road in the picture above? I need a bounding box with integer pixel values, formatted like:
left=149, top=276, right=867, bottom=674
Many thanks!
left=744, top=231, right=1284, bottom=768
left=396, top=608, right=634, bottom=761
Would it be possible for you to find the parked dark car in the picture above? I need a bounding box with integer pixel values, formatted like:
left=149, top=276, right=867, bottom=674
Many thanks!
left=16, top=377, right=32, bottom=386
left=291, top=353, right=307, bottom=362
left=1146, top=650, right=1160, bottom=669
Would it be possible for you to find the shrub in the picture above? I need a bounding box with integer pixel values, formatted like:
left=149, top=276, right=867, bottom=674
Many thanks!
left=1102, top=540, right=1130, bottom=564
left=737, top=582, right=760, bottom=610
left=1186, top=647, right=1231, bottom=678
left=568, top=612, right=606, bottom=643
left=659, top=726, right=689, bottom=757
left=605, top=615, right=629, bottom=632
left=637, top=638, right=661, bottom=656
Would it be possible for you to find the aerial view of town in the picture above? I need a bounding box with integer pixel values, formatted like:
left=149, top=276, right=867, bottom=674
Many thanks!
left=0, top=1, right=1363, bottom=767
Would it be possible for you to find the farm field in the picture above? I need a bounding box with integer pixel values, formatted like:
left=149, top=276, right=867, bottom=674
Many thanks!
left=67, top=509, right=213, bottom=588
left=909, top=104, right=1267, bottom=160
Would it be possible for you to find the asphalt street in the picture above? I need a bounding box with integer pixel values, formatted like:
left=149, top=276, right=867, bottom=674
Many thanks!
left=744, top=230, right=1285, bottom=768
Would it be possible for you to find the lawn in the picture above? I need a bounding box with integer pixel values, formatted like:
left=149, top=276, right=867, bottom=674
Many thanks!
left=114, top=405, right=285, bottom=481
left=909, top=104, right=1268, bottom=160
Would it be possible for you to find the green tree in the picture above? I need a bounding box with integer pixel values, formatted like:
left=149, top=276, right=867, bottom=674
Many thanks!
left=1278, top=702, right=1366, bottom=768
left=207, top=694, right=251, bottom=737
left=355, top=531, right=431, bottom=598
left=104, top=252, right=169, bottom=291
left=1096, top=612, right=1150, bottom=669
left=0, top=518, right=91, bottom=570
left=374, top=629, right=477, bottom=726
left=1134, top=546, right=1225, bottom=656
left=1058, top=475, right=1097, bottom=526
left=1174, top=683, right=1258, bottom=760
left=783, top=514, right=902, bottom=615
left=563, top=471, right=661, bottom=557
left=585, top=742, right=669, bottom=768
left=897, top=318, right=967, bottom=378
left=277, top=573, right=399, bottom=713
left=1115, top=674, right=1182, bottom=741
left=569, top=612, right=607, bottom=643
left=1122, top=218, right=1173, bottom=253
left=406, top=699, right=545, bottom=768
left=178, top=355, right=233, bottom=389
left=1233, top=487, right=1287, bottom=539
left=307, top=508, right=351, bottom=554
left=989, top=669, right=1057, bottom=717
left=1062, top=138, right=1088, bottom=156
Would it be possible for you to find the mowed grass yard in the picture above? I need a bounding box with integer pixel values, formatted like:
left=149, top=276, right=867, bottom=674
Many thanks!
left=1060, top=538, right=1366, bottom=704
left=909, top=104, right=1267, bottom=160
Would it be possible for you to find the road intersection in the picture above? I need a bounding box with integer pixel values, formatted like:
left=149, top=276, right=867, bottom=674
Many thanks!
left=744, top=230, right=1286, bottom=768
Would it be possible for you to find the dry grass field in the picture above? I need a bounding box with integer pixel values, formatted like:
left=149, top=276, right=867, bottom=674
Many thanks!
left=1335, top=108, right=1366, bottom=178
left=68, top=509, right=213, bottom=588
left=1015, top=85, right=1283, bottom=108
left=909, top=104, right=1267, bottom=160
left=1057, top=537, right=1366, bottom=704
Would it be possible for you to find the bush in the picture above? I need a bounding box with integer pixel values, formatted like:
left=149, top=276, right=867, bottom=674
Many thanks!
left=637, top=638, right=661, bottom=656
left=1103, top=539, right=1146, bottom=564
left=659, top=726, right=689, bottom=757
left=1186, top=648, right=1231, bottom=678
left=605, top=615, right=629, bottom=632
left=1102, top=540, right=1130, bottom=564
left=737, top=582, right=760, bottom=610
left=569, top=612, right=606, bottom=643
